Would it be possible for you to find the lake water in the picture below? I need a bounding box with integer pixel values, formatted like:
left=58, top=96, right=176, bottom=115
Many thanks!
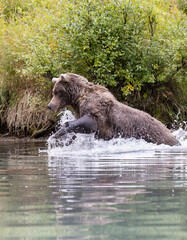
left=0, top=112, right=187, bottom=239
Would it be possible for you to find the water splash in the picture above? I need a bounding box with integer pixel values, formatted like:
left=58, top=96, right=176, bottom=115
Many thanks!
left=171, top=108, right=187, bottom=145
left=173, top=128, right=187, bottom=143
left=57, top=109, right=75, bottom=125
left=47, top=110, right=187, bottom=158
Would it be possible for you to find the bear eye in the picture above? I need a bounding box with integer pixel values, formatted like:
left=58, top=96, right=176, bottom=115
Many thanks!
left=53, top=89, right=59, bottom=95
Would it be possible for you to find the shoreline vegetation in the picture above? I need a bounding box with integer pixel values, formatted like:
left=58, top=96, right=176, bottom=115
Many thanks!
left=0, top=0, right=186, bottom=138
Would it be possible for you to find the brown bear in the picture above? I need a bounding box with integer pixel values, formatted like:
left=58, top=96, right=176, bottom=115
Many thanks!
left=48, top=73, right=180, bottom=146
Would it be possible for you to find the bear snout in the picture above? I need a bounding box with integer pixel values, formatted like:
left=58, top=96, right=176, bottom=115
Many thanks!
left=47, top=102, right=57, bottom=112
left=47, top=104, right=52, bottom=110
left=47, top=95, right=62, bottom=112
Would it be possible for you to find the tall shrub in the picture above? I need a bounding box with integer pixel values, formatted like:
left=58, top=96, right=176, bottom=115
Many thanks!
left=62, top=0, right=186, bottom=96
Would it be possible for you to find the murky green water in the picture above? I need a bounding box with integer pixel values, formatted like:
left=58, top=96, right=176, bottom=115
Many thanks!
left=0, top=139, right=187, bottom=240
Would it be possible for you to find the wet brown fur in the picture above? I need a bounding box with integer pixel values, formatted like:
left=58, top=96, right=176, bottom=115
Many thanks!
left=49, top=73, right=180, bottom=146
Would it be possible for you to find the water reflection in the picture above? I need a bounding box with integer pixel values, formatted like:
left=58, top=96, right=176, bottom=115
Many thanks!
left=0, top=139, right=187, bottom=239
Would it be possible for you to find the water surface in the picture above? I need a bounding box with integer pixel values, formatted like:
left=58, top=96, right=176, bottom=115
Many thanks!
left=0, top=127, right=187, bottom=239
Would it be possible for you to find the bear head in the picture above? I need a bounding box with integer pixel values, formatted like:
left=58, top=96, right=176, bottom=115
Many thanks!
left=47, top=74, right=70, bottom=112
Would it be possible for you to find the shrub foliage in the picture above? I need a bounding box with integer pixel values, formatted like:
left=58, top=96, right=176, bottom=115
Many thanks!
left=0, top=0, right=186, bottom=135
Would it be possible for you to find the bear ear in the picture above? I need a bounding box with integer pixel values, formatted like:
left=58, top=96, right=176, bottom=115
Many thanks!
left=52, top=74, right=69, bottom=84
left=52, top=74, right=66, bottom=84
left=52, top=77, right=58, bottom=84
left=60, top=74, right=69, bottom=82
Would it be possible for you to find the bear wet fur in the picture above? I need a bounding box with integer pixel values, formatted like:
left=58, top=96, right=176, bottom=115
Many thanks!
left=48, top=73, right=180, bottom=146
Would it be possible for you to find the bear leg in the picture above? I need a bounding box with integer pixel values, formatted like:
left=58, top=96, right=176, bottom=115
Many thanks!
left=53, top=114, right=98, bottom=138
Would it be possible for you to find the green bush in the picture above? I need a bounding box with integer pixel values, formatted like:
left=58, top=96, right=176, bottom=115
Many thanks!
left=0, top=0, right=186, bottom=135
left=62, top=0, right=186, bottom=96
left=1, top=0, right=186, bottom=99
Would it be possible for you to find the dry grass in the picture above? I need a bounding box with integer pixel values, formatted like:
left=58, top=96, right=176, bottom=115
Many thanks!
left=4, top=91, right=54, bottom=137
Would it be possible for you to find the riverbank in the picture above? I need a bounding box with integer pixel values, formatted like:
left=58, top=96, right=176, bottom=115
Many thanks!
left=0, top=134, right=48, bottom=142
left=0, top=86, right=186, bottom=139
